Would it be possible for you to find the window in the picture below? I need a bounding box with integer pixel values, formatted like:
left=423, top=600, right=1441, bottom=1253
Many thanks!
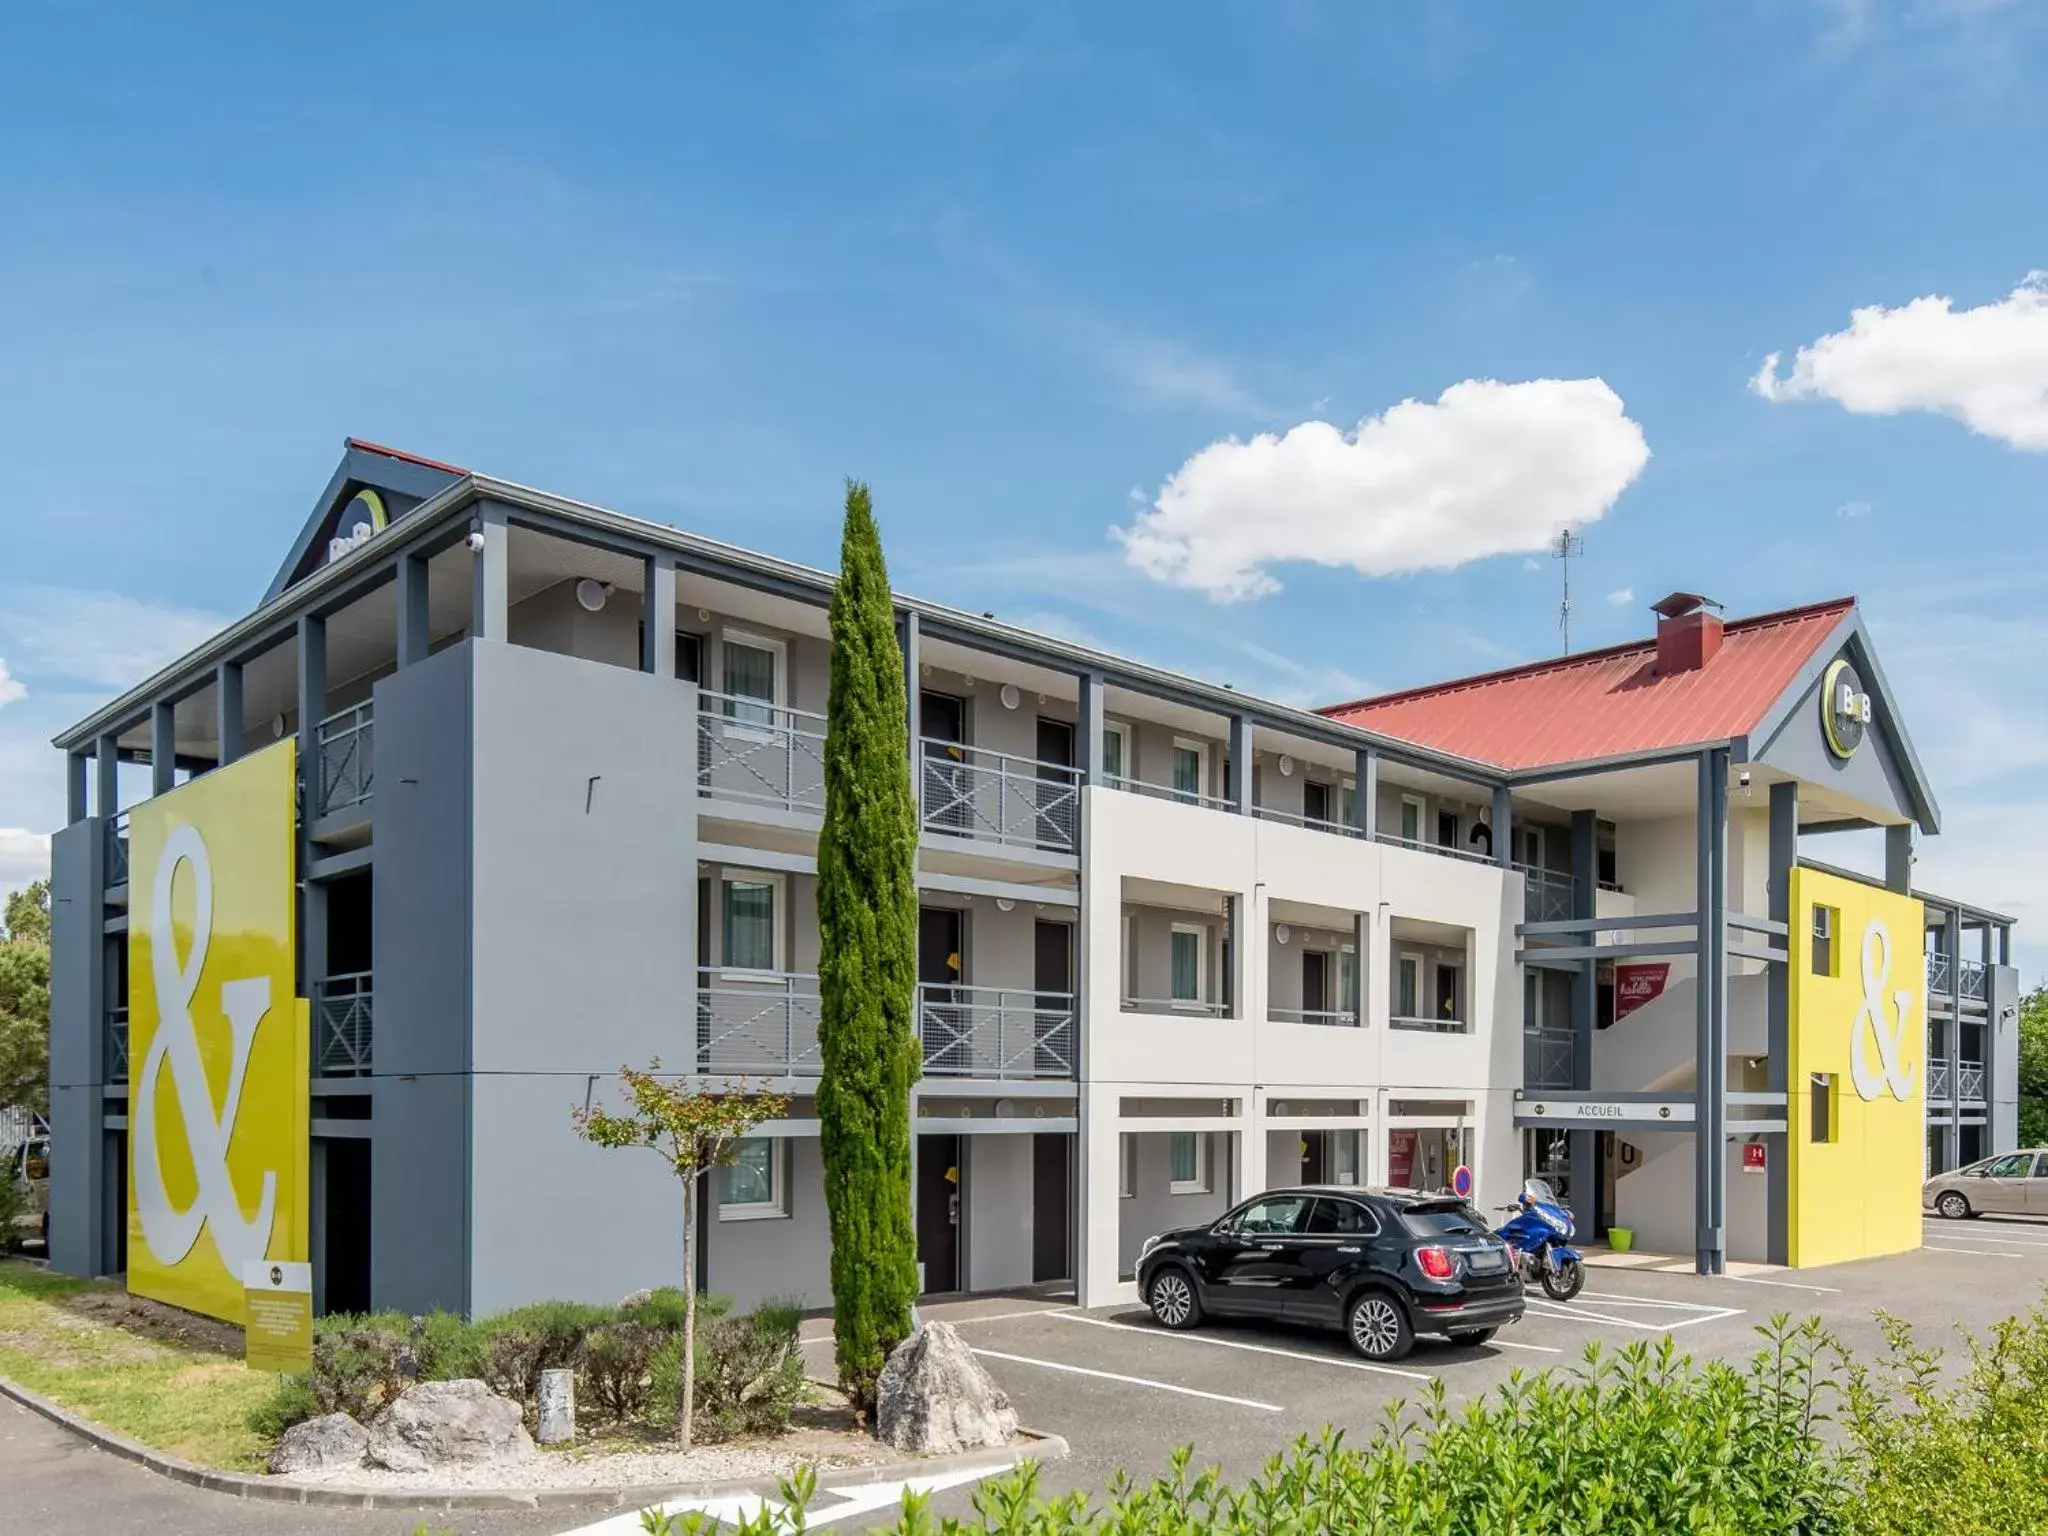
left=1339, top=778, right=1357, bottom=828
left=2033, top=1154, right=2048, bottom=1180
left=1400, top=795, right=1425, bottom=843
left=1305, top=1196, right=1375, bottom=1235
left=1231, top=1193, right=1307, bottom=1233
left=1120, top=1133, right=1136, bottom=1198
left=1436, top=809, right=1460, bottom=849
left=1331, top=1129, right=1361, bottom=1186
left=720, top=631, right=783, bottom=729
left=721, top=875, right=781, bottom=972
left=1986, top=1153, right=2033, bottom=1179
left=1397, top=953, right=1423, bottom=1019
left=1434, top=963, right=1462, bottom=1021
left=1809, top=1073, right=1838, bottom=1144
left=1170, top=1132, right=1210, bottom=1193
left=1170, top=924, right=1207, bottom=1007
left=1338, top=948, right=1360, bottom=1018
left=1171, top=739, right=1208, bottom=803
left=1303, top=780, right=1331, bottom=825
left=1103, top=723, right=1130, bottom=788
left=1812, top=905, right=1838, bottom=977
left=717, top=1138, right=788, bottom=1219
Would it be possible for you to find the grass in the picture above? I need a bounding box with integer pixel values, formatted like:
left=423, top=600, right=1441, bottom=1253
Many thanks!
left=0, top=1259, right=280, bottom=1470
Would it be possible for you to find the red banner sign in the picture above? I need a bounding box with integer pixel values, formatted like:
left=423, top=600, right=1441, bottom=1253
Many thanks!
left=1389, top=1130, right=1417, bottom=1189
left=1614, top=962, right=1671, bottom=1020
left=1742, top=1142, right=1767, bottom=1176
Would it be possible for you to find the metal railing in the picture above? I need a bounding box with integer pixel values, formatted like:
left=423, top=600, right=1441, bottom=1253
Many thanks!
left=1926, top=951, right=1991, bottom=1004
left=1391, top=1013, right=1470, bottom=1034
left=1960, top=958, right=1988, bottom=1002
left=697, top=692, right=828, bottom=815
left=697, top=970, right=823, bottom=1076
left=106, top=812, right=130, bottom=887
left=1525, top=1031, right=1574, bottom=1088
left=920, top=740, right=1080, bottom=853
left=317, top=703, right=374, bottom=818
left=1926, top=950, right=1950, bottom=994
left=316, top=972, right=373, bottom=1076
left=106, top=1007, right=129, bottom=1083
left=918, top=985, right=1077, bottom=1079
left=1517, top=865, right=1575, bottom=924
left=1267, top=1005, right=1361, bottom=1027
left=1376, top=830, right=1495, bottom=865
left=1114, top=776, right=1236, bottom=814
left=1121, top=995, right=1231, bottom=1019
left=1252, top=804, right=1363, bottom=839
left=1929, top=1061, right=1949, bottom=1101
left=1960, top=1062, right=1986, bottom=1102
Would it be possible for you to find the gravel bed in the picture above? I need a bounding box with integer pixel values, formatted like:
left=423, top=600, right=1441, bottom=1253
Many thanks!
left=279, top=1434, right=908, bottom=1491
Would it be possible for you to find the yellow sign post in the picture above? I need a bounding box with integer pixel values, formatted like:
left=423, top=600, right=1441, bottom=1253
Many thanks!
left=126, top=741, right=308, bottom=1324
left=243, top=1258, right=314, bottom=1373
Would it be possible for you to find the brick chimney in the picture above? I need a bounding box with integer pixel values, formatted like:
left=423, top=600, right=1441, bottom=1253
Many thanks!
left=1651, top=592, right=1724, bottom=675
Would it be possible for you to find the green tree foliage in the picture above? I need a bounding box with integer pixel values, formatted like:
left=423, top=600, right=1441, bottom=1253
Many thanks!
left=816, top=479, right=921, bottom=1415
left=571, top=1063, right=787, bottom=1449
left=2017, top=985, right=2048, bottom=1148
left=0, top=880, right=52, bottom=1114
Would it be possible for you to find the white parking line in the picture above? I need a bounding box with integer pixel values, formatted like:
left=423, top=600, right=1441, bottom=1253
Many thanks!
left=1715, top=1274, right=1843, bottom=1294
left=1579, top=1290, right=1729, bottom=1311
left=1051, top=1311, right=1436, bottom=1382
left=1524, top=1298, right=1745, bottom=1332
left=946, top=1307, right=1079, bottom=1326
left=971, top=1347, right=1286, bottom=1411
left=1923, top=1227, right=2048, bottom=1248
left=1491, top=1337, right=1566, bottom=1354
left=1924, top=1245, right=2027, bottom=1258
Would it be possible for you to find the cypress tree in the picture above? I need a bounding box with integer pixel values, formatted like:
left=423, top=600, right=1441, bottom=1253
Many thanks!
left=817, top=479, right=922, bottom=1414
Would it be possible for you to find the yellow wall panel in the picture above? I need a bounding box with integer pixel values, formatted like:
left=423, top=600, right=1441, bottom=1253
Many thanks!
left=1787, top=866, right=1924, bottom=1268
left=126, top=741, right=307, bottom=1323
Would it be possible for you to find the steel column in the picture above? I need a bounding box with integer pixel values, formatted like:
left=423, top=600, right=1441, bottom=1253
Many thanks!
left=1568, top=809, right=1598, bottom=1215
left=216, top=661, right=244, bottom=766
left=65, top=752, right=87, bottom=824
left=298, top=614, right=328, bottom=999
left=1884, top=823, right=1913, bottom=895
left=1353, top=748, right=1377, bottom=838
left=1228, top=715, right=1252, bottom=814
left=95, top=732, right=119, bottom=822
left=1765, top=780, right=1796, bottom=1265
left=150, top=700, right=176, bottom=797
left=1695, top=748, right=1728, bottom=1275
left=642, top=555, right=676, bottom=676
left=1947, top=905, right=1964, bottom=1166
left=901, top=611, right=922, bottom=819
left=1492, top=785, right=1514, bottom=868
left=397, top=549, right=431, bottom=667
left=1078, top=671, right=1105, bottom=782
left=471, top=505, right=509, bottom=640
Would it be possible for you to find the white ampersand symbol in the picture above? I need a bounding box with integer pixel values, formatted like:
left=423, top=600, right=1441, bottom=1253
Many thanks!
left=132, top=822, right=277, bottom=1277
left=1848, top=918, right=1917, bottom=1103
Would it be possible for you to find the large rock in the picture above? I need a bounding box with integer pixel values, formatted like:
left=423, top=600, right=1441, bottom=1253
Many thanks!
left=364, top=1379, right=535, bottom=1474
left=873, top=1321, right=1018, bottom=1454
left=270, top=1412, right=368, bottom=1474
left=616, top=1288, right=655, bottom=1309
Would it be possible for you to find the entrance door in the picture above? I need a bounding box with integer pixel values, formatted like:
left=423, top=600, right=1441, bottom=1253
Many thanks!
left=1434, top=963, right=1461, bottom=1025
left=917, top=1134, right=962, bottom=1294
left=1301, top=1130, right=1327, bottom=1184
left=1034, top=718, right=1077, bottom=850
left=1033, top=920, right=1074, bottom=1076
left=921, top=692, right=968, bottom=832
left=323, top=1137, right=372, bottom=1315
left=1032, top=1134, right=1072, bottom=1282
left=1301, top=951, right=1329, bottom=1019
left=919, top=907, right=965, bottom=1073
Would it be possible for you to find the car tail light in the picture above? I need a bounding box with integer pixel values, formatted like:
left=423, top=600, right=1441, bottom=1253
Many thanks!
left=1416, top=1245, right=1455, bottom=1280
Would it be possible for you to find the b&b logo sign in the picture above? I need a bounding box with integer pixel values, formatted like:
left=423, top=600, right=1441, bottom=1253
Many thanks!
left=127, top=742, right=308, bottom=1325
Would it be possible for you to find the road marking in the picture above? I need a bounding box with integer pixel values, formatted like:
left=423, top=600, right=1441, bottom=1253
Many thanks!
left=1050, top=1310, right=1436, bottom=1382
left=1715, top=1274, right=1843, bottom=1294
left=554, top=1464, right=1006, bottom=1534
left=971, top=1347, right=1285, bottom=1411
left=1524, top=1298, right=1745, bottom=1332
left=1924, top=1245, right=2027, bottom=1258
left=1579, top=1290, right=1728, bottom=1311
left=1490, top=1337, right=1565, bottom=1354
left=1922, top=1227, right=2048, bottom=1248
left=946, top=1307, right=1079, bottom=1325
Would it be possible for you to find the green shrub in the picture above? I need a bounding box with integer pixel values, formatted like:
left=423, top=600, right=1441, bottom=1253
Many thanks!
left=648, top=1300, right=806, bottom=1444
left=409, top=1310, right=490, bottom=1382
left=306, top=1326, right=410, bottom=1422
left=0, top=1173, right=24, bottom=1253
left=623, top=1286, right=723, bottom=1332
left=247, top=1372, right=319, bottom=1439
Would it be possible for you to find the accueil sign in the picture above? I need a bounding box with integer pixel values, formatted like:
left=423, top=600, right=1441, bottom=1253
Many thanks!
left=127, top=741, right=309, bottom=1325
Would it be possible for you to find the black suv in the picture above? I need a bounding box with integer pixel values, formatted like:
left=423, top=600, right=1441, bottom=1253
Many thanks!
left=1135, top=1186, right=1523, bottom=1361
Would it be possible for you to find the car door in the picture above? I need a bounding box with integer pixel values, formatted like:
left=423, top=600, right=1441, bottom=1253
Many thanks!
left=1976, top=1152, right=2034, bottom=1213
left=2029, top=1153, right=2048, bottom=1216
left=1200, top=1194, right=1312, bottom=1319
left=1288, top=1197, right=1380, bottom=1323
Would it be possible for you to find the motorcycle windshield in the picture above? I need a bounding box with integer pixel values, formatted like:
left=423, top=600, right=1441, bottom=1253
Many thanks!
left=1522, top=1177, right=1561, bottom=1207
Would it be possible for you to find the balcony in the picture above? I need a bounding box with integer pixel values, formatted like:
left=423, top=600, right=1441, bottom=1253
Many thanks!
left=317, top=703, right=374, bottom=818
left=1121, top=994, right=1230, bottom=1018
left=1927, top=1060, right=1987, bottom=1104
left=920, top=740, right=1079, bottom=855
left=697, top=970, right=822, bottom=1076
left=1253, top=804, right=1362, bottom=839
left=1376, top=830, right=1494, bottom=866
left=918, top=985, right=1077, bottom=1079
left=697, top=693, right=826, bottom=815
left=1267, top=1004, right=1360, bottom=1027
left=315, top=972, right=373, bottom=1076
left=106, top=1007, right=129, bottom=1083
left=1518, top=865, right=1574, bottom=925
left=1114, top=774, right=1235, bottom=814
left=1961, top=958, right=1988, bottom=1002
left=1925, top=951, right=1991, bottom=1005
left=1525, top=1030, right=1573, bottom=1088
left=1392, top=1012, right=1470, bottom=1035
left=106, top=812, right=130, bottom=889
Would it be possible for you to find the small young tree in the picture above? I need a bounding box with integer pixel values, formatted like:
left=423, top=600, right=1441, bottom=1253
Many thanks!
left=818, top=480, right=922, bottom=1415
left=572, top=1063, right=788, bottom=1449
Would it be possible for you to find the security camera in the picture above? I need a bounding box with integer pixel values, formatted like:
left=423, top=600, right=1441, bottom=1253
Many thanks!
left=465, top=528, right=487, bottom=554
left=1736, top=770, right=1752, bottom=789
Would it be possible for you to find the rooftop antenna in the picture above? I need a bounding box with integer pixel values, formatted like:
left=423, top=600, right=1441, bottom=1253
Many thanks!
left=1552, top=527, right=1583, bottom=655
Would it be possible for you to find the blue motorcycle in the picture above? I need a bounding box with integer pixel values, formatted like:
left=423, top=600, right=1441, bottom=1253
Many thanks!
left=1495, top=1177, right=1585, bottom=1301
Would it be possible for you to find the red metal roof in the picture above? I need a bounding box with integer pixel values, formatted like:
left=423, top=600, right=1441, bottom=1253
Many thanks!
left=345, top=437, right=469, bottom=477
left=1321, top=598, right=1856, bottom=770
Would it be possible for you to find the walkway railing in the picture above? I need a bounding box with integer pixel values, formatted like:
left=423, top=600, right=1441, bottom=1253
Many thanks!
left=1525, top=1031, right=1574, bottom=1088
left=106, top=1007, right=129, bottom=1083
left=1267, top=1004, right=1361, bottom=1027
left=1121, top=994, right=1231, bottom=1019
left=697, top=970, right=823, bottom=1076
left=697, top=692, right=827, bottom=814
left=106, top=812, right=130, bottom=887
left=1377, top=830, right=1494, bottom=866
left=315, top=972, right=373, bottom=1076
left=917, top=985, right=1077, bottom=1079
left=920, top=740, right=1080, bottom=853
left=317, top=703, right=374, bottom=818
left=1391, top=1012, right=1470, bottom=1035
left=1253, top=804, right=1362, bottom=839
left=1115, top=776, right=1236, bottom=814
left=1517, top=865, right=1575, bottom=925
left=1960, top=1061, right=1986, bottom=1102
left=1960, top=957, right=1988, bottom=1002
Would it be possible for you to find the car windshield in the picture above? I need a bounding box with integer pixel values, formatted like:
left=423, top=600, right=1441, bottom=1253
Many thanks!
left=1398, top=1200, right=1489, bottom=1239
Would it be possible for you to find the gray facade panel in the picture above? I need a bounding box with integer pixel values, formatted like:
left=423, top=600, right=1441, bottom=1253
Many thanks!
left=1757, top=652, right=1918, bottom=825
left=370, top=644, right=475, bottom=1313
left=46, top=819, right=104, bottom=1277
left=706, top=1136, right=833, bottom=1313
left=1990, top=963, right=2020, bottom=1152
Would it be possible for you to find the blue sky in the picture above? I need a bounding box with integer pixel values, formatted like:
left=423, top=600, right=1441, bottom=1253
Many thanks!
left=2, top=2, right=2045, bottom=969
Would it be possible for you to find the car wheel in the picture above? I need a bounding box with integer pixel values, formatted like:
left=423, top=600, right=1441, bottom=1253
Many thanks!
left=1147, top=1266, right=1204, bottom=1330
left=1935, top=1191, right=1971, bottom=1220
left=1346, top=1291, right=1414, bottom=1362
left=1448, top=1328, right=1497, bottom=1347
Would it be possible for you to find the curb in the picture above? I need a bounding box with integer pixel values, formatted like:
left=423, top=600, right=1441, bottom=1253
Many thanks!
left=0, top=1374, right=1068, bottom=1512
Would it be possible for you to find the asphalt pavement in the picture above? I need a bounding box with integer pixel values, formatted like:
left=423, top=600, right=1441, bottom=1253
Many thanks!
left=8, top=1212, right=2048, bottom=1535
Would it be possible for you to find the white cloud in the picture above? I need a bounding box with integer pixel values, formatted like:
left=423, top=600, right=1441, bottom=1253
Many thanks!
left=1751, top=274, right=2048, bottom=450
left=0, top=587, right=227, bottom=690
left=0, top=659, right=23, bottom=709
left=1115, top=378, right=1651, bottom=602
left=1107, top=342, right=1264, bottom=416
left=0, top=828, right=50, bottom=896
left=1836, top=500, right=1874, bottom=519
left=1605, top=587, right=1635, bottom=607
